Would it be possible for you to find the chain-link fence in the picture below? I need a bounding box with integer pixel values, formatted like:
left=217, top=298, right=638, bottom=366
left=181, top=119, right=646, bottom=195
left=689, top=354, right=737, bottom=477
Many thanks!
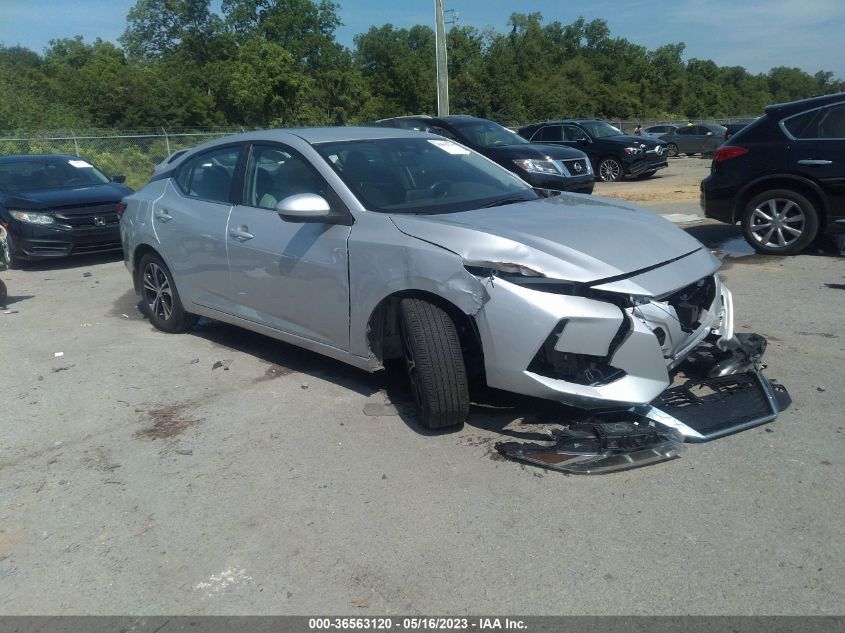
left=1, top=117, right=758, bottom=190
left=0, top=127, right=247, bottom=190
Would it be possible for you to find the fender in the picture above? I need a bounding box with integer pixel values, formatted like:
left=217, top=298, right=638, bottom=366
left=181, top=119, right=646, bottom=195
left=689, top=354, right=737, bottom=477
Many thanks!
left=733, top=172, right=829, bottom=222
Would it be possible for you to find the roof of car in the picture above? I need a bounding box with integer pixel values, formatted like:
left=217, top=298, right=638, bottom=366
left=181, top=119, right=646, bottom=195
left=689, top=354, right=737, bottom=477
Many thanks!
left=766, top=91, right=845, bottom=116
left=0, top=154, right=78, bottom=162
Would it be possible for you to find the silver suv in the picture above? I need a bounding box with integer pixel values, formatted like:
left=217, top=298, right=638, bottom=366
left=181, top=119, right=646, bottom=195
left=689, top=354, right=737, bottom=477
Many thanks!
left=120, top=127, right=782, bottom=438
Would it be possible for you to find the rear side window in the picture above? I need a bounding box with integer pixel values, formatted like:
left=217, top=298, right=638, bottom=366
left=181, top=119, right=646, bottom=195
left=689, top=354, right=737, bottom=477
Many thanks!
left=816, top=104, right=845, bottom=139
left=176, top=145, right=242, bottom=203
left=535, top=125, right=563, bottom=142
left=782, top=109, right=819, bottom=139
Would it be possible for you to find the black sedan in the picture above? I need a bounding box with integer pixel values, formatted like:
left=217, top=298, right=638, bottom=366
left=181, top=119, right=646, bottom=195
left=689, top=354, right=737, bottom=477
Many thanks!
left=518, top=119, right=669, bottom=182
left=0, top=155, right=132, bottom=266
left=372, top=115, right=595, bottom=195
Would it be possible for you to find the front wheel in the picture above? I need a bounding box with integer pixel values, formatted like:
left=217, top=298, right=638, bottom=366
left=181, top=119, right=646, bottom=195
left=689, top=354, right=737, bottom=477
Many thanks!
left=666, top=143, right=679, bottom=158
left=741, top=189, right=819, bottom=255
left=399, top=298, right=469, bottom=430
left=0, top=279, right=6, bottom=307
left=138, top=253, right=198, bottom=332
left=597, top=157, right=624, bottom=182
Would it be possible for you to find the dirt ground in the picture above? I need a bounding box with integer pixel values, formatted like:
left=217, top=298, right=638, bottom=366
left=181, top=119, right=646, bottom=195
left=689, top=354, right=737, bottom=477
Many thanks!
left=594, top=156, right=711, bottom=203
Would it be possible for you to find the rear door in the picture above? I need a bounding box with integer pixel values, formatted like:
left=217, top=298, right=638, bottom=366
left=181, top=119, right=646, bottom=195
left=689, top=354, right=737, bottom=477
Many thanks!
left=226, top=143, right=353, bottom=349
left=786, top=102, right=845, bottom=221
left=152, top=143, right=243, bottom=311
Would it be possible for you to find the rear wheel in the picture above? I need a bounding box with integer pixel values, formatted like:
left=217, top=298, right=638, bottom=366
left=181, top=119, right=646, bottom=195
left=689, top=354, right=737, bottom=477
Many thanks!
left=0, top=279, right=6, bottom=307
left=666, top=143, right=679, bottom=158
left=597, top=157, right=624, bottom=182
left=741, top=189, right=819, bottom=255
left=138, top=253, right=197, bottom=332
left=399, top=298, right=469, bottom=430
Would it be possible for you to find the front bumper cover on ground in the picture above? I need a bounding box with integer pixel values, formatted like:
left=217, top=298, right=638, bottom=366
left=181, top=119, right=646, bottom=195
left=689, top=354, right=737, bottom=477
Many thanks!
left=496, top=333, right=791, bottom=474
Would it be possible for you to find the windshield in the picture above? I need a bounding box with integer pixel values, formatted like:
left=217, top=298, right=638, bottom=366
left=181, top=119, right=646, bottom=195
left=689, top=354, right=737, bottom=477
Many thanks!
left=315, top=138, right=537, bottom=214
left=0, top=157, right=110, bottom=192
left=579, top=121, right=625, bottom=139
left=449, top=120, right=529, bottom=148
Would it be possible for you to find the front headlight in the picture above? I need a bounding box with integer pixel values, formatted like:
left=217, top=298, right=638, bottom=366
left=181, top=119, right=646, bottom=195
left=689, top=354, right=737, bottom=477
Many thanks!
left=513, top=159, right=562, bottom=175
left=623, top=147, right=643, bottom=156
left=9, top=210, right=55, bottom=225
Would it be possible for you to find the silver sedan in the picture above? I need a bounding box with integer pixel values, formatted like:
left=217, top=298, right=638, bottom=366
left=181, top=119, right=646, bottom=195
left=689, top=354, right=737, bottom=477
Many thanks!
left=120, top=127, right=784, bottom=445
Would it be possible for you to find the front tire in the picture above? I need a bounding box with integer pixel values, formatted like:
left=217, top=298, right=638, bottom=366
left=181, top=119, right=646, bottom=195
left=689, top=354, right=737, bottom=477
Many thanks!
left=399, top=298, right=469, bottom=430
left=741, top=189, right=819, bottom=255
left=597, top=157, right=624, bottom=182
left=138, top=253, right=197, bottom=332
left=666, top=143, right=679, bottom=157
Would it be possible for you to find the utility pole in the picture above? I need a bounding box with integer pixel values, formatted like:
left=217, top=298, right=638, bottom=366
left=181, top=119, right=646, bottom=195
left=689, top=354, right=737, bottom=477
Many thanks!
left=434, top=0, right=449, bottom=116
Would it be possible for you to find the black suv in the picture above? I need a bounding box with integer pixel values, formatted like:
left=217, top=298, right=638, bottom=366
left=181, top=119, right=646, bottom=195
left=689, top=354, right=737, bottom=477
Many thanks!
left=701, top=92, right=845, bottom=255
left=517, top=119, right=669, bottom=182
left=372, top=115, right=594, bottom=195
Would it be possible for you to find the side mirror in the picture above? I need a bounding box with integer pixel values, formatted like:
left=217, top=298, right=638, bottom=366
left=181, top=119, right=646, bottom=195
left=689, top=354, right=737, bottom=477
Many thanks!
left=112, top=174, right=127, bottom=184
left=576, top=137, right=591, bottom=145
left=706, top=131, right=713, bottom=136
left=275, top=193, right=332, bottom=222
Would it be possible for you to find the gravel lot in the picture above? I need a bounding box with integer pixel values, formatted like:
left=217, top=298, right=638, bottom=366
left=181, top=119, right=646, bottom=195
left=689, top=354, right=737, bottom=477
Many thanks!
left=1, top=160, right=844, bottom=614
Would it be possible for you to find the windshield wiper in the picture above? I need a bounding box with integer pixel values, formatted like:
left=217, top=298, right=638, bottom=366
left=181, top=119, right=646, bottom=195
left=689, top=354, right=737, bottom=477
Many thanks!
left=483, top=196, right=531, bottom=208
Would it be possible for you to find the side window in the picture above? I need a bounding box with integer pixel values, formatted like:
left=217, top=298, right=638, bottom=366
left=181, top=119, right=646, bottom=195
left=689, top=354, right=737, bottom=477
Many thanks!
left=562, top=125, right=586, bottom=141
left=783, top=109, right=819, bottom=138
left=245, top=145, right=328, bottom=210
left=816, top=104, right=845, bottom=139
left=535, top=125, right=563, bottom=142
left=176, top=146, right=241, bottom=203
left=676, top=127, right=695, bottom=136
left=426, top=125, right=459, bottom=141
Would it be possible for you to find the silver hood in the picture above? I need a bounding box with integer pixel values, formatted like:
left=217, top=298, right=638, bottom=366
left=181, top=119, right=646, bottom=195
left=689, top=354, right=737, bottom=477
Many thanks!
left=390, top=194, right=719, bottom=291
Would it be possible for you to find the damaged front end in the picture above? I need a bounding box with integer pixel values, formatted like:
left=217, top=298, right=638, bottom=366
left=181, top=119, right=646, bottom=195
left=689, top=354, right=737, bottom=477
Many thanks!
left=476, top=267, right=792, bottom=473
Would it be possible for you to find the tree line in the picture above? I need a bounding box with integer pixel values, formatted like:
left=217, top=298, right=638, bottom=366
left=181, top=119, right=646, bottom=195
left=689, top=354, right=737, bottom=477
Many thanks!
left=1, top=0, right=843, bottom=132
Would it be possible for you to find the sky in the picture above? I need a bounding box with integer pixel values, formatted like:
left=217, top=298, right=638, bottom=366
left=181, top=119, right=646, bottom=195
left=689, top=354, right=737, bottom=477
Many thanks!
left=0, top=0, right=843, bottom=79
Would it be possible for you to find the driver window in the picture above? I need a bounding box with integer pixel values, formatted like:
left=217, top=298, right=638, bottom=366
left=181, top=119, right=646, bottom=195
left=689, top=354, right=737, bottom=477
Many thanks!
left=245, top=145, right=328, bottom=210
left=562, top=125, right=586, bottom=141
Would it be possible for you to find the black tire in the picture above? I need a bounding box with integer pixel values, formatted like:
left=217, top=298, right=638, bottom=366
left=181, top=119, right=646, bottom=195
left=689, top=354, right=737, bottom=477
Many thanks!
left=399, top=298, right=469, bottom=430
left=138, top=253, right=197, bottom=332
left=666, top=143, right=679, bottom=158
left=741, top=189, right=819, bottom=256
left=597, top=157, right=624, bottom=182
left=0, top=279, right=6, bottom=307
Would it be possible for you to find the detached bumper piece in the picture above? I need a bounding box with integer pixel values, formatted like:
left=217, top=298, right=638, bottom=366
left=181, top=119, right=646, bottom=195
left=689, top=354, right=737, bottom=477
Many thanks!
left=495, top=420, right=684, bottom=475
left=644, top=371, right=791, bottom=442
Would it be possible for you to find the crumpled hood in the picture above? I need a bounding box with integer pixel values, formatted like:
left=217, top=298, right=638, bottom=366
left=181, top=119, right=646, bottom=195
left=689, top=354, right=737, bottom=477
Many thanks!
left=390, top=194, right=717, bottom=285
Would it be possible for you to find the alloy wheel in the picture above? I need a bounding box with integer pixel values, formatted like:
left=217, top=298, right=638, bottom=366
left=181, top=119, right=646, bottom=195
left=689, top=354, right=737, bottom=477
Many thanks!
left=748, top=198, right=806, bottom=250
left=598, top=159, right=622, bottom=182
left=142, top=262, right=174, bottom=321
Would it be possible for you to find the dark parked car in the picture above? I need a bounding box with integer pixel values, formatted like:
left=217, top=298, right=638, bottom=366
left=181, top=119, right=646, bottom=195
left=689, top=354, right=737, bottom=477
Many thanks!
left=659, top=124, right=728, bottom=157
left=724, top=120, right=756, bottom=140
left=701, top=92, right=845, bottom=255
left=372, top=115, right=594, bottom=194
left=518, top=119, right=669, bottom=182
left=0, top=154, right=131, bottom=266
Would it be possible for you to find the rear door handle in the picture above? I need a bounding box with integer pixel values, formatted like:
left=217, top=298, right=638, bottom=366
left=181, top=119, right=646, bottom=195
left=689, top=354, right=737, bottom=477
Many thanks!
left=154, top=208, right=173, bottom=222
left=798, top=159, right=833, bottom=166
left=229, top=225, right=254, bottom=241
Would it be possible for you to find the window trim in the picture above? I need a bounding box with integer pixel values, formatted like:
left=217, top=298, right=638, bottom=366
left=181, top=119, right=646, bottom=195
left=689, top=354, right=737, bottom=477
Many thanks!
left=173, top=142, right=246, bottom=205
left=779, top=100, right=845, bottom=141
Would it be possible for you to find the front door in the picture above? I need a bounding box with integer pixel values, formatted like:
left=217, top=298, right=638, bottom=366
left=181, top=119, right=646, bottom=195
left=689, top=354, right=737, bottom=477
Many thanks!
left=226, top=143, right=353, bottom=350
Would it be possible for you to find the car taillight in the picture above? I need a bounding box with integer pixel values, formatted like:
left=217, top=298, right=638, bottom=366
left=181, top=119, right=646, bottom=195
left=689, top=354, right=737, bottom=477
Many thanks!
left=713, top=146, right=749, bottom=162
left=116, top=202, right=127, bottom=220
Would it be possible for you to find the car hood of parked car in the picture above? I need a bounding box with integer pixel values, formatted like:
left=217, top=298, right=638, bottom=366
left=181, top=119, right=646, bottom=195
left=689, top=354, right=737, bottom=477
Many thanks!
left=482, top=143, right=589, bottom=162
left=390, top=194, right=718, bottom=293
left=0, top=182, right=132, bottom=210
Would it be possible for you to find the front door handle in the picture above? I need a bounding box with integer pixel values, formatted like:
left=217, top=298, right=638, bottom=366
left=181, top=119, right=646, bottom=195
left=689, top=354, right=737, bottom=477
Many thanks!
left=797, top=159, right=833, bottom=166
left=154, top=208, right=173, bottom=222
left=229, top=225, right=254, bottom=241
